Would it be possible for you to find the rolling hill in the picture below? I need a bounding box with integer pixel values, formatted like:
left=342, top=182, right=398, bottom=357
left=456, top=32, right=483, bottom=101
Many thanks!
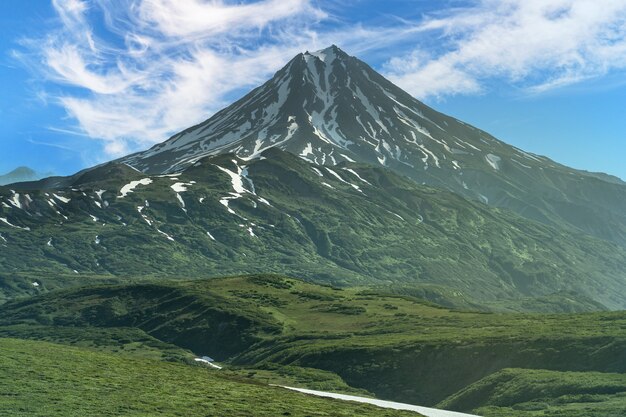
left=2, top=275, right=626, bottom=415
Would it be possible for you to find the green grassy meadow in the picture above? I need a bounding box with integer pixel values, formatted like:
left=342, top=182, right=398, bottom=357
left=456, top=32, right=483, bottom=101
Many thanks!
left=0, top=337, right=418, bottom=417
left=1, top=274, right=626, bottom=415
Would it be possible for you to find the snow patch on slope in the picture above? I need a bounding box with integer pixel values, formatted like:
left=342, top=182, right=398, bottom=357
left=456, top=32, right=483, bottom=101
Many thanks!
left=9, top=191, right=22, bottom=209
left=485, top=154, right=501, bottom=171
left=342, top=168, right=371, bottom=185
left=0, top=217, right=30, bottom=230
left=215, top=160, right=263, bottom=230
left=157, top=229, right=175, bottom=241
left=53, top=193, right=71, bottom=204
left=216, top=161, right=251, bottom=195
left=118, top=178, right=153, bottom=198
left=170, top=182, right=193, bottom=212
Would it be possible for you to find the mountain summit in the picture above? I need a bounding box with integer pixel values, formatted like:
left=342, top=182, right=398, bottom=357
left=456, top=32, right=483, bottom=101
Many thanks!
left=123, top=44, right=510, bottom=177
left=122, top=45, right=626, bottom=247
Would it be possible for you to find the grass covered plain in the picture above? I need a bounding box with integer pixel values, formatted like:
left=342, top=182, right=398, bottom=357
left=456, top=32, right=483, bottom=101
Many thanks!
left=2, top=274, right=626, bottom=415
left=0, top=337, right=420, bottom=417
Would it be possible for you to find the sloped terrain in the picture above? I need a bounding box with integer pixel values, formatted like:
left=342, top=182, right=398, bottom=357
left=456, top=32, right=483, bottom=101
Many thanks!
left=3, top=275, right=626, bottom=409
left=438, top=368, right=626, bottom=417
left=120, top=46, right=626, bottom=247
left=0, top=337, right=420, bottom=417
left=3, top=44, right=626, bottom=417
left=2, top=150, right=626, bottom=308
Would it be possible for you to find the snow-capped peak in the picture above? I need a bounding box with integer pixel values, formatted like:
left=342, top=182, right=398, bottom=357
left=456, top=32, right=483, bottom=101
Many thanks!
left=306, top=45, right=340, bottom=64
left=119, top=45, right=534, bottom=212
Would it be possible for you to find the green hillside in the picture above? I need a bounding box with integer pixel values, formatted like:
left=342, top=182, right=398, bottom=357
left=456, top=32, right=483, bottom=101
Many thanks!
left=0, top=337, right=418, bottom=417
left=438, top=368, right=626, bottom=417
left=4, top=42, right=626, bottom=417
left=3, top=275, right=626, bottom=410
left=2, top=150, right=626, bottom=310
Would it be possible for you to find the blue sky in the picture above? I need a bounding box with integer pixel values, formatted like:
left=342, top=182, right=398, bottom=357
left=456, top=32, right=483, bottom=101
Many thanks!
left=1, top=0, right=626, bottom=179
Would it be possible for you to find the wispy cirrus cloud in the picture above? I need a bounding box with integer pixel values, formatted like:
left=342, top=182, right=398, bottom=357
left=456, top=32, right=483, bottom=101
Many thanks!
left=13, top=0, right=626, bottom=160
left=384, top=0, right=626, bottom=98
left=136, top=0, right=325, bottom=38
left=16, top=0, right=334, bottom=157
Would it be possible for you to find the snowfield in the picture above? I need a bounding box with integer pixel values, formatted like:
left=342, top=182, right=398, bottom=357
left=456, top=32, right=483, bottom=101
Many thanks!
left=118, top=178, right=153, bottom=198
left=278, top=387, right=481, bottom=417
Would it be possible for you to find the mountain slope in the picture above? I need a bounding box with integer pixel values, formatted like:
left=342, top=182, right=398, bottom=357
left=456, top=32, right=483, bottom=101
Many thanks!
left=438, top=368, right=626, bottom=417
left=2, top=150, right=626, bottom=308
left=121, top=45, right=626, bottom=247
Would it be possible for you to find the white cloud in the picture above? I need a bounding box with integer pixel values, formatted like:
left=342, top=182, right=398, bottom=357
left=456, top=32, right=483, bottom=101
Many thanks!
left=17, top=0, right=626, bottom=159
left=54, top=45, right=311, bottom=154
left=384, top=0, right=626, bottom=98
left=51, top=0, right=96, bottom=50
left=44, top=44, right=139, bottom=94
left=20, top=0, right=332, bottom=158
left=137, top=0, right=325, bottom=38
left=52, top=0, right=89, bottom=27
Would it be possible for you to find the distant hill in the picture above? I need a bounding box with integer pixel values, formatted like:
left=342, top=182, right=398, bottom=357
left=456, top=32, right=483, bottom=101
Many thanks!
left=0, top=167, right=52, bottom=186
